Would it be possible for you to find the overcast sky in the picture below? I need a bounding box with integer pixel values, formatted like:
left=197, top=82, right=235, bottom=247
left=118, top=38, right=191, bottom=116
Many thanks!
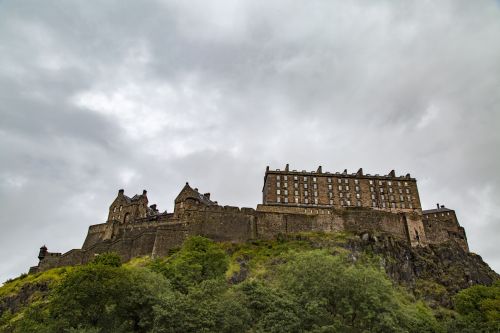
left=1, top=0, right=499, bottom=283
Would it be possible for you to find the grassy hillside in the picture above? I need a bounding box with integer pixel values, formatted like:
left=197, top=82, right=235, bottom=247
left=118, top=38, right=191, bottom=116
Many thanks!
left=0, top=232, right=498, bottom=332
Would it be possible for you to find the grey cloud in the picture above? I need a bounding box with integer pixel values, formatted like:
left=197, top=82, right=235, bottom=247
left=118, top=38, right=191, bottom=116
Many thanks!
left=1, top=0, right=499, bottom=283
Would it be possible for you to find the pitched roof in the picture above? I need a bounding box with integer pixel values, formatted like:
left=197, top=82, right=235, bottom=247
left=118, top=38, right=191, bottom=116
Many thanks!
left=175, top=182, right=215, bottom=205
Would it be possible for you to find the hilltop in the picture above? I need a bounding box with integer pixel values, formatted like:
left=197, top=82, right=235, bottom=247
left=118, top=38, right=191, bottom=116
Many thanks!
left=1, top=232, right=498, bottom=332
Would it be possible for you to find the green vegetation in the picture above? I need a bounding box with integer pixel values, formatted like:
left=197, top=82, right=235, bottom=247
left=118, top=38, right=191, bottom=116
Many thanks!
left=0, top=235, right=498, bottom=332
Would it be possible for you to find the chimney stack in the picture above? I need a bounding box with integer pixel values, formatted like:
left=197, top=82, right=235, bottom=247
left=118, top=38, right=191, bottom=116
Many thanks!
left=194, top=188, right=198, bottom=192
left=204, top=193, right=211, bottom=200
left=150, top=204, right=157, bottom=211
left=317, top=166, right=322, bottom=173
left=143, top=190, right=147, bottom=195
left=285, top=164, right=289, bottom=171
left=118, top=189, right=124, bottom=195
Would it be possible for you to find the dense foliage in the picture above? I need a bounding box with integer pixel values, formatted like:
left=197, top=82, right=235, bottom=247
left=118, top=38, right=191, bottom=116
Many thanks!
left=0, top=235, right=498, bottom=332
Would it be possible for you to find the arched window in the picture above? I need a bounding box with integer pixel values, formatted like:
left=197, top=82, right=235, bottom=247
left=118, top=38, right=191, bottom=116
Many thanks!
left=124, top=212, right=130, bottom=224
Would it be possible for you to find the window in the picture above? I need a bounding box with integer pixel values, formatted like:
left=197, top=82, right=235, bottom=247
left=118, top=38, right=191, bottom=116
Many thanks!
left=404, top=182, right=408, bottom=186
left=277, top=182, right=280, bottom=187
left=344, top=179, right=348, bottom=184
left=399, top=189, right=403, bottom=194
left=369, top=180, right=373, bottom=185
left=380, top=188, right=384, bottom=193
left=378, top=180, right=383, bottom=185
left=284, top=182, right=288, bottom=187
left=329, top=199, right=334, bottom=205
left=277, top=175, right=280, bottom=180
left=407, top=195, right=411, bottom=201
left=382, top=202, right=386, bottom=208
left=277, top=197, right=281, bottom=203
left=304, top=176, right=308, bottom=181
left=357, top=201, right=361, bottom=207
left=313, top=177, right=317, bottom=182
left=401, top=203, right=405, bottom=208
left=390, top=195, right=394, bottom=201
left=276, top=189, right=281, bottom=195
left=355, top=186, right=360, bottom=192
left=391, top=202, right=395, bottom=208
left=388, top=181, right=392, bottom=186
left=295, top=197, right=299, bottom=203
left=409, top=203, right=413, bottom=208
left=295, top=190, right=298, bottom=195
left=119, top=206, right=123, bottom=211
left=284, top=190, right=288, bottom=195
left=295, top=183, right=298, bottom=188
left=313, top=183, right=317, bottom=189
left=381, top=194, right=385, bottom=200
left=356, top=193, right=360, bottom=199
left=371, top=194, right=375, bottom=199
left=372, top=201, right=377, bottom=207
left=340, top=193, right=344, bottom=198
left=447, top=212, right=450, bottom=216
left=329, top=192, right=333, bottom=198
left=346, top=185, right=349, bottom=191
left=284, top=197, right=288, bottom=203
left=328, top=178, right=332, bottom=183
left=305, top=198, right=309, bottom=204
left=304, top=184, right=308, bottom=189
left=294, top=175, right=298, bottom=181
left=354, top=179, right=359, bottom=185
left=406, top=189, right=410, bottom=194
left=314, top=198, right=318, bottom=204
left=346, top=200, right=351, bottom=206
left=398, top=181, right=401, bottom=186
left=346, top=193, right=351, bottom=198
left=314, top=191, right=318, bottom=197
left=370, top=187, right=374, bottom=192
left=284, top=175, right=288, bottom=181
left=400, top=195, right=404, bottom=201
left=328, top=184, right=332, bottom=190
left=389, top=188, right=393, bottom=193
left=304, top=191, right=308, bottom=196
left=338, top=185, right=342, bottom=190
left=338, top=178, right=342, bottom=183
left=113, top=207, right=117, bottom=212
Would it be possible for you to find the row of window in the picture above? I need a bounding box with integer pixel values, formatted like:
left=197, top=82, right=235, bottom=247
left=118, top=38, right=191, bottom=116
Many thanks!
left=276, top=175, right=410, bottom=187
left=370, top=187, right=410, bottom=194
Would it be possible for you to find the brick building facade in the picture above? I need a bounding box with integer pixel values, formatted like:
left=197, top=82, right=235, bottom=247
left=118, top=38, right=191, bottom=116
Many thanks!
left=263, top=164, right=421, bottom=211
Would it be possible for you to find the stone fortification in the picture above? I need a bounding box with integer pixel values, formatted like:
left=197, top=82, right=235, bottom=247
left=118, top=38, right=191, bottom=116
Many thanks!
left=30, top=167, right=469, bottom=273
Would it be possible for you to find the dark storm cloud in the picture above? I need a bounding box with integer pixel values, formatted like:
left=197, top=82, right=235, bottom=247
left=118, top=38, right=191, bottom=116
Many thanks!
left=1, top=0, right=499, bottom=283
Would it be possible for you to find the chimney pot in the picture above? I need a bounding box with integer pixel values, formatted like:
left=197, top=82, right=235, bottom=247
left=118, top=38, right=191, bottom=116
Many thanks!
left=143, top=190, right=147, bottom=195
left=436, top=203, right=440, bottom=209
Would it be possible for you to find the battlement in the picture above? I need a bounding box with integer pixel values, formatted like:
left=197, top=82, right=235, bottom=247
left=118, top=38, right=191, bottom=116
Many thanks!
left=29, top=165, right=468, bottom=274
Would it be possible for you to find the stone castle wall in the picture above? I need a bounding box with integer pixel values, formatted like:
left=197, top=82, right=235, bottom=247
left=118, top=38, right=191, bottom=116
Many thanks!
left=33, top=203, right=457, bottom=273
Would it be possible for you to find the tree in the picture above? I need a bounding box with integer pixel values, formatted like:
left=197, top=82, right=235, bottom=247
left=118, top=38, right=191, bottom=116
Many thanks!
left=150, top=236, right=229, bottom=293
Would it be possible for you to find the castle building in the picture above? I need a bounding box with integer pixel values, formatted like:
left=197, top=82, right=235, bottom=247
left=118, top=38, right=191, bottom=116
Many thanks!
left=29, top=165, right=470, bottom=274
left=263, top=164, right=421, bottom=211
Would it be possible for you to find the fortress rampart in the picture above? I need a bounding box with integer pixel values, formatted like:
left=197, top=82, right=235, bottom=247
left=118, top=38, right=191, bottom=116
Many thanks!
left=30, top=166, right=469, bottom=273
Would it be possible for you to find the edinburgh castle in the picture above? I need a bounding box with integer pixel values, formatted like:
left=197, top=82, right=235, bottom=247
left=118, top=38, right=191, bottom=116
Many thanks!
left=30, top=165, right=469, bottom=273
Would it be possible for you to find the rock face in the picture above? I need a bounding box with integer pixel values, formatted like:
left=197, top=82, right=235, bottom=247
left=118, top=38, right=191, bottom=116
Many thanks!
left=327, top=233, right=498, bottom=307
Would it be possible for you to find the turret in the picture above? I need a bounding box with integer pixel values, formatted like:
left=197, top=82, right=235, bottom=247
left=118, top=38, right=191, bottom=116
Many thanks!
left=38, top=245, right=48, bottom=261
